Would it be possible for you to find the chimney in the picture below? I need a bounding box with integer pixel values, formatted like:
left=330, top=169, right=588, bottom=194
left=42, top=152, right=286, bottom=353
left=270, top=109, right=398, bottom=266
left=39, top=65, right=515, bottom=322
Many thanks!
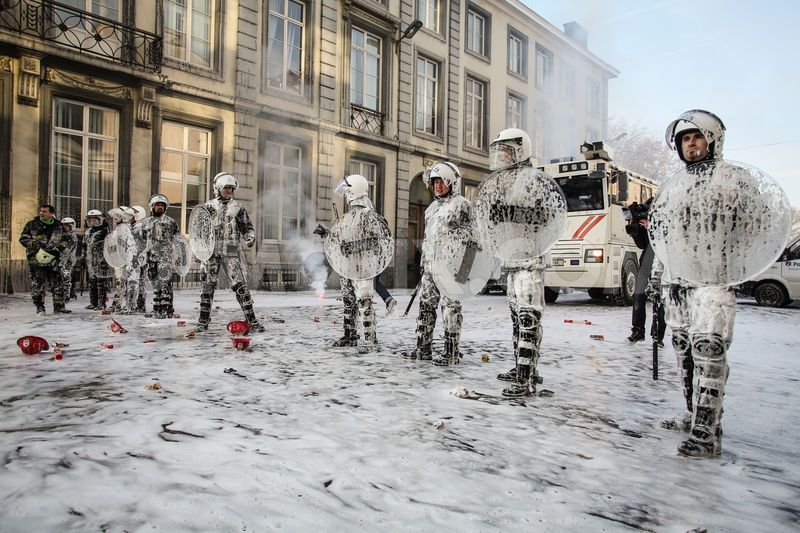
left=563, top=21, right=588, bottom=48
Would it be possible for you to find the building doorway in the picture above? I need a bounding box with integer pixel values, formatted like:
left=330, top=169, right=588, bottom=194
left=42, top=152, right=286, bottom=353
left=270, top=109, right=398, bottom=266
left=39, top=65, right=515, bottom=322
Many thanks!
left=406, top=173, right=432, bottom=287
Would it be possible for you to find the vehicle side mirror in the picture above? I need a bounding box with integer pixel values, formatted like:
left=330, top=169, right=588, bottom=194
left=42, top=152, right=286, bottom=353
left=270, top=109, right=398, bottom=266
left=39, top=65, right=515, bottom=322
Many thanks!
left=615, top=171, right=628, bottom=203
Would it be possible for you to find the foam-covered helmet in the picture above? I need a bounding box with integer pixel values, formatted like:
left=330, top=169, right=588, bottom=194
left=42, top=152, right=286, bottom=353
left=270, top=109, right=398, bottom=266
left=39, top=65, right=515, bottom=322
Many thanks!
left=86, top=209, right=104, bottom=219
left=425, top=162, right=461, bottom=195
left=61, top=217, right=76, bottom=228
left=489, top=128, right=532, bottom=170
left=132, top=206, right=147, bottom=222
left=665, top=109, right=726, bottom=163
left=149, top=194, right=169, bottom=211
left=213, top=172, right=239, bottom=197
left=107, top=207, right=123, bottom=222
left=334, top=174, right=369, bottom=202
left=119, top=206, right=135, bottom=223
left=35, top=248, right=56, bottom=265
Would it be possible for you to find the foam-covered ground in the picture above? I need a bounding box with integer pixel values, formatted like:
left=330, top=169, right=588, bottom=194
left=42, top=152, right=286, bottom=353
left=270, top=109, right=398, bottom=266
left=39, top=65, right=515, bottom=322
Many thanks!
left=1, top=289, right=798, bottom=531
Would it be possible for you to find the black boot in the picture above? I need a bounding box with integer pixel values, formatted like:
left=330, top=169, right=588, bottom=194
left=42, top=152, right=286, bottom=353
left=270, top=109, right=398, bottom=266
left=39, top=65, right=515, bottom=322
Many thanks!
left=333, top=334, right=358, bottom=347
left=497, top=368, right=518, bottom=382
left=502, top=365, right=534, bottom=397
left=627, top=327, right=645, bottom=343
left=433, top=332, right=460, bottom=366
left=401, top=346, right=432, bottom=360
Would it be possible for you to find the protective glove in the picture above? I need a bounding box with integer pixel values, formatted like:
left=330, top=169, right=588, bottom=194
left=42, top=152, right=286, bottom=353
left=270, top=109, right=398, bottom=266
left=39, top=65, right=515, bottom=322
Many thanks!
left=312, top=224, right=329, bottom=238
left=245, top=234, right=256, bottom=248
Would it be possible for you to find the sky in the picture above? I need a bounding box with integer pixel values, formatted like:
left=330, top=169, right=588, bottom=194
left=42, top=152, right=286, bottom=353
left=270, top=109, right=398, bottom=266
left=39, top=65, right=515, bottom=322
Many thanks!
left=526, top=0, right=800, bottom=207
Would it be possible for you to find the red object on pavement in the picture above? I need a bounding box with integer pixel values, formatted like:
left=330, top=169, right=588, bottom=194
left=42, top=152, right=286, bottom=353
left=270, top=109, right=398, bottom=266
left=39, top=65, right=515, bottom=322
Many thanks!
left=313, top=316, right=320, bottom=323
left=17, top=336, right=50, bottom=355
left=177, top=320, right=187, bottom=327
left=100, top=342, right=115, bottom=349
left=564, top=319, right=593, bottom=325
left=590, top=335, right=605, bottom=341
left=54, top=351, right=63, bottom=360
left=110, top=319, right=127, bottom=333
left=232, top=337, right=251, bottom=350
left=227, top=320, right=251, bottom=336
left=101, top=309, right=111, bottom=315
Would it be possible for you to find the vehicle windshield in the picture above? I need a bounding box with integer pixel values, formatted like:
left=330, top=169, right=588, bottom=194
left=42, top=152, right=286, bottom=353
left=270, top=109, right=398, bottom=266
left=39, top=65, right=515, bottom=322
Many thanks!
left=554, top=174, right=604, bottom=212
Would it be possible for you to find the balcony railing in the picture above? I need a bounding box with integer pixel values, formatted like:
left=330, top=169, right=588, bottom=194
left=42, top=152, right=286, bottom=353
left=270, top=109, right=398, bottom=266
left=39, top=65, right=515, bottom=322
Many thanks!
left=350, top=103, right=384, bottom=136
left=0, top=0, right=162, bottom=72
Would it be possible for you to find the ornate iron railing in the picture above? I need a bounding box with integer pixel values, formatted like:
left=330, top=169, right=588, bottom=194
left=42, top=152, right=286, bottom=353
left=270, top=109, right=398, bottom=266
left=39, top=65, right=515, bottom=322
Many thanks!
left=350, top=103, right=384, bottom=136
left=0, top=0, right=162, bottom=72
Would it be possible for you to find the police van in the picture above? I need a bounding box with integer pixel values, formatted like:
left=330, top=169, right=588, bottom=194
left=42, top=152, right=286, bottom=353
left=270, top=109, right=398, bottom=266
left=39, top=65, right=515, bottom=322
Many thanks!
left=739, top=233, right=800, bottom=307
left=537, top=141, right=659, bottom=304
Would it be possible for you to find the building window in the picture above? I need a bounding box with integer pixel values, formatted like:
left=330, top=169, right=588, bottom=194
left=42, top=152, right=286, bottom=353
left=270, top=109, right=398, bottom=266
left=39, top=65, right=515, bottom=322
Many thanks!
left=466, top=8, right=486, bottom=57
left=463, top=182, right=479, bottom=202
left=350, top=26, right=382, bottom=111
left=260, top=141, right=304, bottom=240
left=417, top=0, right=441, bottom=34
left=265, top=0, right=305, bottom=95
left=535, top=44, right=553, bottom=89
left=349, top=158, right=379, bottom=207
left=159, top=122, right=212, bottom=234
left=561, top=63, right=575, bottom=101
left=51, top=99, right=119, bottom=229
left=164, top=0, right=215, bottom=68
left=465, top=76, right=486, bottom=150
left=506, top=93, right=524, bottom=129
left=507, top=29, right=527, bottom=77
left=415, top=56, right=439, bottom=135
left=60, top=0, right=121, bottom=20
left=587, top=79, right=601, bottom=116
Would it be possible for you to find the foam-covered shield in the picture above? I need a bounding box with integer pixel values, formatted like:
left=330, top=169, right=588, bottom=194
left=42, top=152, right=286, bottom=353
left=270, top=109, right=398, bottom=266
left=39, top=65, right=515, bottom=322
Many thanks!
left=103, top=226, right=130, bottom=269
left=173, top=234, right=193, bottom=278
left=189, top=206, right=215, bottom=262
left=324, top=209, right=393, bottom=280
left=428, top=231, right=495, bottom=300
left=649, top=160, right=792, bottom=286
left=474, top=165, right=567, bottom=264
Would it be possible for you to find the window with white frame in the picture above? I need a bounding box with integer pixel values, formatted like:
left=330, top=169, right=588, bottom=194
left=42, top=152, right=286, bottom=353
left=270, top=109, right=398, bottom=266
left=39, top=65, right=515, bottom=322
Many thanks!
left=59, top=0, right=120, bottom=20
left=466, top=8, right=486, bottom=56
left=349, top=158, right=379, bottom=207
left=508, top=29, right=528, bottom=78
left=417, top=0, right=441, bottom=33
left=465, top=76, right=486, bottom=150
left=265, top=0, right=305, bottom=95
left=159, top=122, right=212, bottom=234
left=506, top=93, right=524, bottom=129
left=51, top=99, right=118, bottom=229
left=350, top=26, right=382, bottom=111
left=463, top=182, right=479, bottom=202
left=260, top=141, right=304, bottom=240
left=587, top=79, right=601, bottom=116
left=535, top=44, right=552, bottom=89
left=415, top=56, right=439, bottom=135
left=164, top=0, right=214, bottom=68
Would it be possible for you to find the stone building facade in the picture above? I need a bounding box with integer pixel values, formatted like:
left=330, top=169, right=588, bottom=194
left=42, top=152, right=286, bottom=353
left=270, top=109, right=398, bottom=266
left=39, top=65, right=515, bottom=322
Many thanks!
left=0, top=0, right=616, bottom=292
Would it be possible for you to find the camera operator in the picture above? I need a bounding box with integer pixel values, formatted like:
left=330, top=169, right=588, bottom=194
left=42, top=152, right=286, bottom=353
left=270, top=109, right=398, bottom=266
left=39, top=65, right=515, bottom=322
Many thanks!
left=624, top=198, right=666, bottom=344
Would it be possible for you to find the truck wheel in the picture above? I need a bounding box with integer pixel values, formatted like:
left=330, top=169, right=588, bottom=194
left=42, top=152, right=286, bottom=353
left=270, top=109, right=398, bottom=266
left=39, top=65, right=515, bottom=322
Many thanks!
left=544, top=287, right=559, bottom=304
left=754, top=281, right=788, bottom=307
left=615, top=258, right=638, bottom=306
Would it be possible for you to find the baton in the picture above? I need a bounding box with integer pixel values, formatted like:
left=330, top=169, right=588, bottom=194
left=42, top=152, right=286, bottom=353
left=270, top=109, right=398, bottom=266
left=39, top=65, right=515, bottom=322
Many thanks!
left=403, top=281, right=421, bottom=317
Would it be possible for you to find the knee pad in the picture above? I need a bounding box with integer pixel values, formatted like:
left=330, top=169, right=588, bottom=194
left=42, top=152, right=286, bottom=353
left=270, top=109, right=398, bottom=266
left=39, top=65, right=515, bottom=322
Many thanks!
left=518, top=309, right=542, bottom=329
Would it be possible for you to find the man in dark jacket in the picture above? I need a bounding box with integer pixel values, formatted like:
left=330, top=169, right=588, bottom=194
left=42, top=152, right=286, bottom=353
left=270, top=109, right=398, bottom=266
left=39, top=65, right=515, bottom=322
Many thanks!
left=624, top=198, right=666, bottom=344
left=19, top=204, right=66, bottom=314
